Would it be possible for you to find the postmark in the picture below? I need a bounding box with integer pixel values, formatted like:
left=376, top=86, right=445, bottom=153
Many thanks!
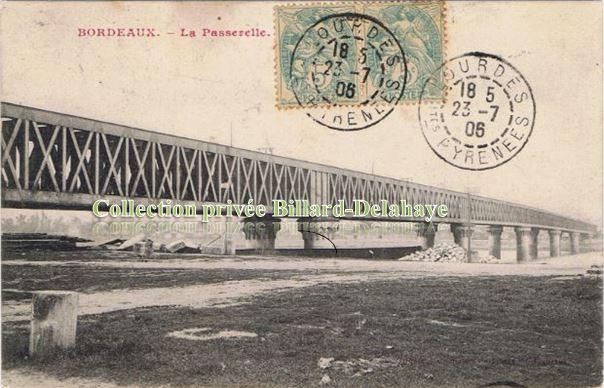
left=274, top=2, right=446, bottom=109
left=290, top=12, right=408, bottom=131
left=418, top=52, right=536, bottom=170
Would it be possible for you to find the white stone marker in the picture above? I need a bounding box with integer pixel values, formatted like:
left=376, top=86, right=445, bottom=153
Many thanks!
left=29, top=291, right=79, bottom=356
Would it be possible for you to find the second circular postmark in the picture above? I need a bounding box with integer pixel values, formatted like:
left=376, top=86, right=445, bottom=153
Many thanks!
left=418, top=52, right=536, bottom=170
left=289, top=12, right=408, bottom=131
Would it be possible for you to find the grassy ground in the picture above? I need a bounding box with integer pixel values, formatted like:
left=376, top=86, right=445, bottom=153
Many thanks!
left=3, top=275, right=601, bottom=387
left=1, top=264, right=313, bottom=300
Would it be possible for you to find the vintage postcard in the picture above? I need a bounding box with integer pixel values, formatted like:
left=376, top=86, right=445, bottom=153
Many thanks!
left=0, top=1, right=602, bottom=387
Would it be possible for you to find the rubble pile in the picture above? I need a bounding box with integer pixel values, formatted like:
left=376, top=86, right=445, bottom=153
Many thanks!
left=78, top=234, right=226, bottom=255
left=398, top=242, right=500, bottom=263
left=473, top=253, right=501, bottom=264
left=2, top=232, right=226, bottom=256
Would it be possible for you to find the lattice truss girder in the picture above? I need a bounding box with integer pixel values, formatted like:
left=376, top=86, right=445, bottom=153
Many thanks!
left=0, top=114, right=596, bottom=233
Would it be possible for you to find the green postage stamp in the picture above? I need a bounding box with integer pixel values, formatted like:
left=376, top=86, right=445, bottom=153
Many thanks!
left=274, top=1, right=446, bottom=109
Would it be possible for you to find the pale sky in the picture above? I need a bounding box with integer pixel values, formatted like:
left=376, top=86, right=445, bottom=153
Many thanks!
left=1, top=1, right=602, bottom=229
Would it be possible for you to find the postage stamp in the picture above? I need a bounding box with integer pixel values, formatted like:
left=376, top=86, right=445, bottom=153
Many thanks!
left=290, top=12, right=408, bottom=131
left=274, top=1, right=446, bottom=109
left=418, top=52, right=536, bottom=170
left=290, top=13, right=407, bottom=108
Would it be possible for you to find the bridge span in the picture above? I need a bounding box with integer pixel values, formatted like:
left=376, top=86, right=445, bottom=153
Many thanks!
left=1, top=103, right=598, bottom=261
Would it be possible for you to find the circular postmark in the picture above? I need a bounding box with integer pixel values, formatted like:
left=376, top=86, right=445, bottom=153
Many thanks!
left=418, top=52, right=536, bottom=170
left=289, top=12, right=408, bottom=131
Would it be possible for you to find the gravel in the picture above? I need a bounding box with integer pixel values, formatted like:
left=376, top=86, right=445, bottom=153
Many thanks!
left=399, top=243, right=500, bottom=263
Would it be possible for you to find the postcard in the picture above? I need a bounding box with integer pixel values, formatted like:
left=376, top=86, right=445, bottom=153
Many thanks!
left=1, top=1, right=602, bottom=387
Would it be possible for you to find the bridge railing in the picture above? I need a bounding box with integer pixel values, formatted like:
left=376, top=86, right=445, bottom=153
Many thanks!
left=0, top=102, right=597, bottom=234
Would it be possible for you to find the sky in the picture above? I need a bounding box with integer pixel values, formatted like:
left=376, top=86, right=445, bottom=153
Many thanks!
left=1, top=1, right=602, bottom=229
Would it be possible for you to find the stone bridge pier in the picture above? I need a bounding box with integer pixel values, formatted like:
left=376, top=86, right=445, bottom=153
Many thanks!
left=242, top=215, right=281, bottom=253
left=450, top=224, right=474, bottom=249
left=240, top=216, right=596, bottom=260
left=580, top=233, right=593, bottom=253
left=512, top=228, right=594, bottom=262
left=569, top=232, right=581, bottom=254
left=529, top=228, right=540, bottom=260
left=416, top=223, right=438, bottom=249
left=440, top=224, right=595, bottom=263
left=516, top=227, right=578, bottom=262
left=450, top=224, right=477, bottom=261
left=487, top=225, right=503, bottom=259
left=548, top=230, right=561, bottom=257
left=297, top=218, right=339, bottom=250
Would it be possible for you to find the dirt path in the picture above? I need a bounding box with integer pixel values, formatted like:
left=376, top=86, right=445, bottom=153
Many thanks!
left=3, top=251, right=602, bottom=274
left=2, top=368, right=130, bottom=388
left=3, top=252, right=602, bottom=323
left=2, top=272, right=410, bottom=322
